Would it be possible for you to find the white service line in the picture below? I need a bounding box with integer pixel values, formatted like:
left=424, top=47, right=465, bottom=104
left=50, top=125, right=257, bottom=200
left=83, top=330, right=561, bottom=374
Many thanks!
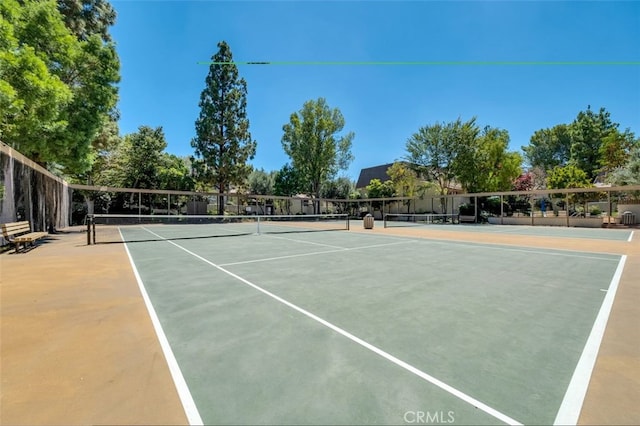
left=628, top=231, right=634, bottom=243
left=554, top=255, right=627, bottom=425
left=121, top=231, right=203, bottom=426
left=219, top=240, right=418, bottom=267
left=141, top=227, right=521, bottom=426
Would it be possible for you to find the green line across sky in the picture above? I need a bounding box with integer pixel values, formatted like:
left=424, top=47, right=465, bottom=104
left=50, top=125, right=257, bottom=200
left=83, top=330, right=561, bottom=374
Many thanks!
left=197, top=61, right=640, bottom=66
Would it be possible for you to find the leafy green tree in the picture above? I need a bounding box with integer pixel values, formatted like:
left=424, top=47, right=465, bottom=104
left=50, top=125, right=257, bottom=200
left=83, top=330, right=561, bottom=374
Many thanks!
left=365, top=178, right=394, bottom=213
left=191, top=41, right=256, bottom=214
left=546, top=164, right=592, bottom=190
left=523, top=106, right=634, bottom=182
left=598, top=130, right=637, bottom=174
left=76, top=126, right=175, bottom=212
left=247, top=168, right=275, bottom=195
left=1, top=0, right=119, bottom=174
left=158, top=154, right=195, bottom=192
left=607, top=144, right=640, bottom=186
left=0, top=0, right=73, bottom=155
left=386, top=162, right=419, bottom=197
left=108, top=126, right=176, bottom=211
left=68, top=114, right=122, bottom=188
left=405, top=118, right=477, bottom=197
left=119, top=126, right=168, bottom=190
left=59, top=0, right=120, bottom=175
left=569, top=106, right=618, bottom=180
left=273, top=164, right=302, bottom=196
left=320, top=177, right=356, bottom=214
left=522, top=124, right=572, bottom=171
left=455, top=126, right=522, bottom=192
left=321, top=177, right=355, bottom=199
left=546, top=163, right=595, bottom=208
left=56, top=32, right=120, bottom=173
left=273, top=164, right=303, bottom=214
left=22, top=0, right=119, bottom=172
left=365, top=179, right=394, bottom=198
left=386, top=162, right=431, bottom=212
left=281, top=97, right=354, bottom=213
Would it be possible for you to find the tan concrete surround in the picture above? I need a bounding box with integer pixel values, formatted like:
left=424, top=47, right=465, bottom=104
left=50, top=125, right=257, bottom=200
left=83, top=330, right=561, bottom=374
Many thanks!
left=1, top=225, right=638, bottom=424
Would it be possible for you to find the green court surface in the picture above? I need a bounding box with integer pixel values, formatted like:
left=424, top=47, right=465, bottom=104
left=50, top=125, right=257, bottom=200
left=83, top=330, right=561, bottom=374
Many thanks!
left=385, top=221, right=634, bottom=242
left=122, top=227, right=624, bottom=425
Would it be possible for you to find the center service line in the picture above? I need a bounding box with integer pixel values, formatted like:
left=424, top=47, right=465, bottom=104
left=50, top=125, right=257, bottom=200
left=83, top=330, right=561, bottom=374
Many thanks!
left=219, top=240, right=418, bottom=267
left=141, top=227, right=522, bottom=426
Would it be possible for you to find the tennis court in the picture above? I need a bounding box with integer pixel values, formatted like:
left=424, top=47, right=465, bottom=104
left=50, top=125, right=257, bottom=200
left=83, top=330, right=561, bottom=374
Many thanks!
left=383, top=214, right=634, bottom=242
left=104, top=215, right=627, bottom=425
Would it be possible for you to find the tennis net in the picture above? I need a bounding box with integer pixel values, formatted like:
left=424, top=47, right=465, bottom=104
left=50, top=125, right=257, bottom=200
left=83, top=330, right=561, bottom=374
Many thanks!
left=87, top=213, right=350, bottom=244
left=383, top=213, right=460, bottom=228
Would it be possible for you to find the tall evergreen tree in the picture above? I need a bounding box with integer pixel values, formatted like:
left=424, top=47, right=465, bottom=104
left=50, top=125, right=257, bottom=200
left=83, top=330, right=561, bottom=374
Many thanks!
left=191, top=41, right=256, bottom=214
left=569, top=106, right=617, bottom=181
left=58, top=0, right=116, bottom=42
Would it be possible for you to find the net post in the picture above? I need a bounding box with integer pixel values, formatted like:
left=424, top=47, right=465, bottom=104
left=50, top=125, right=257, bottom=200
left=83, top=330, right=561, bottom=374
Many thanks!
left=257, top=215, right=261, bottom=235
left=346, top=214, right=350, bottom=230
left=86, top=215, right=91, bottom=245
left=607, top=190, right=611, bottom=225
left=92, top=216, right=96, bottom=244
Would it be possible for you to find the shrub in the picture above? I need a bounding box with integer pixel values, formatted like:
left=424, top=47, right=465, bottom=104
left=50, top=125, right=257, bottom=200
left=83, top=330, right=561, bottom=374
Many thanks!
left=483, top=197, right=511, bottom=216
left=459, top=203, right=475, bottom=216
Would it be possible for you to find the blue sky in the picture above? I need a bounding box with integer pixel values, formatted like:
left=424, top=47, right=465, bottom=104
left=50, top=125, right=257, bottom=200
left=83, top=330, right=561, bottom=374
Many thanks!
left=111, top=0, right=640, bottom=181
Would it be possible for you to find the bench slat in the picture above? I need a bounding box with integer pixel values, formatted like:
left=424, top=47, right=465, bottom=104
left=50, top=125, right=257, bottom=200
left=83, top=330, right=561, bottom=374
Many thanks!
left=1, top=221, right=30, bottom=228
left=2, top=228, right=32, bottom=237
left=14, top=232, right=48, bottom=243
left=1, top=221, right=31, bottom=235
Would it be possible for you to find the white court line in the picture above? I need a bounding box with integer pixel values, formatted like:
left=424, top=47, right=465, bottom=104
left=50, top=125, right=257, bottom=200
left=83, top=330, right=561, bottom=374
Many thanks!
left=265, top=234, right=348, bottom=249
left=554, top=255, right=627, bottom=425
left=120, top=231, right=203, bottom=426
left=219, top=240, right=418, bottom=267
left=628, top=231, right=634, bottom=243
left=141, top=227, right=522, bottom=426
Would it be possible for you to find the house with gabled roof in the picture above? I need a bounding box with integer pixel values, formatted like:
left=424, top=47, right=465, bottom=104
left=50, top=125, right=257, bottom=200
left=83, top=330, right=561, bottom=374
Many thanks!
left=355, top=163, right=396, bottom=189
left=355, top=162, right=464, bottom=194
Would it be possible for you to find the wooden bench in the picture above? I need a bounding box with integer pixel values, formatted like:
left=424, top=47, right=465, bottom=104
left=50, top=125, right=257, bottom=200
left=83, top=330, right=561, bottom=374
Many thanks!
left=1, top=221, right=48, bottom=253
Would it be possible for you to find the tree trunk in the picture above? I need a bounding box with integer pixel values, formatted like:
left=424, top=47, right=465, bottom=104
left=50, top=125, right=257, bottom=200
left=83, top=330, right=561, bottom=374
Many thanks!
left=86, top=197, right=95, bottom=215
left=218, top=181, right=225, bottom=215
left=313, top=182, right=321, bottom=214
